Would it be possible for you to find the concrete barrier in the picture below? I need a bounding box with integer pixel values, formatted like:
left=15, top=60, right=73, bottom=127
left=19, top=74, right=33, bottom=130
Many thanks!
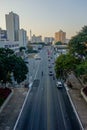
left=0, top=89, right=13, bottom=113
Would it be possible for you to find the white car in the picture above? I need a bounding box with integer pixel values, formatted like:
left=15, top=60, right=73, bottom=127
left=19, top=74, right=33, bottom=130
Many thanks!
left=35, top=55, right=41, bottom=60
left=56, top=81, right=63, bottom=88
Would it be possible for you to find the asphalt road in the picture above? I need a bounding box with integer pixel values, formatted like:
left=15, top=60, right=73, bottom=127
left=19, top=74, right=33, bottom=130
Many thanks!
left=14, top=46, right=81, bottom=130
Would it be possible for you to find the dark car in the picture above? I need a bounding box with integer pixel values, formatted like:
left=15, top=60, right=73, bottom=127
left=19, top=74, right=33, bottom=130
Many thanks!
left=49, top=71, right=53, bottom=76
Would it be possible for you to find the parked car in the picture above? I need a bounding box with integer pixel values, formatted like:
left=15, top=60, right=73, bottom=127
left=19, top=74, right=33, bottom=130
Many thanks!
left=56, top=81, right=63, bottom=88
left=49, top=71, right=53, bottom=76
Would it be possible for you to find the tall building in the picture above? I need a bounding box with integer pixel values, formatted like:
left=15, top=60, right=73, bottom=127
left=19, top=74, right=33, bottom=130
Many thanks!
left=30, top=30, right=32, bottom=41
left=19, top=29, right=27, bottom=47
left=5, top=11, right=19, bottom=41
left=55, top=30, right=66, bottom=43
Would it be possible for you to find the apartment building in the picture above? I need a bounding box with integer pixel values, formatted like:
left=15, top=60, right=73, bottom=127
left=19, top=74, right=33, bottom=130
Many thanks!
left=55, top=30, right=66, bottom=43
left=6, top=11, right=19, bottom=41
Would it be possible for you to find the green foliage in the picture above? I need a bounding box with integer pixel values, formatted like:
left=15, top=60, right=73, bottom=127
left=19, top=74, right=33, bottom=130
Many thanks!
left=0, top=48, right=14, bottom=57
left=19, top=47, right=26, bottom=52
left=0, top=48, right=28, bottom=84
left=69, top=26, right=87, bottom=56
left=12, top=56, right=28, bottom=83
left=55, top=26, right=87, bottom=80
left=55, top=54, right=79, bottom=79
left=55, top=41, right=62, bottom=45
left=75, top=60, right=87, bottom=76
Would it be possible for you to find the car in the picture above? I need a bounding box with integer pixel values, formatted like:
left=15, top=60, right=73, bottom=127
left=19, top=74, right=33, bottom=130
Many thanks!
left=49, top=71, right=53, bottom=76
left=48, top=65, right=52, bottom=68
left=48, top=59, right=50, bottom=62
left=35, top=55, right=41, bottom=60
left=56, top=81, right=63, bottom=88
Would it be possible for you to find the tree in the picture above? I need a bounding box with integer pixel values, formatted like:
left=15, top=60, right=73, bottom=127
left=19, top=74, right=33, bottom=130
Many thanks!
left=76, top=60, right=87, bottom=76
left=55, top=41, right=62, bottom=45
left=19, top=47, right=26, bottom=52
left=75, top=60, right=87, bottom=83
left=69, top=26, right=87, bottom=57
left=12, top=56, right=28, bottom=83
left=0, top=48, right=28, bottom=84
left=0, top=48, right=14, bottom=83
left=55, top=54, right=79, bottom=79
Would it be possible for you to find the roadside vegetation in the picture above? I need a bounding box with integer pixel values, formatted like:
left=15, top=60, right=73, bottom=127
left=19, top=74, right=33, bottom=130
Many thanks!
left=0, top=48, right=28, bottom=107
left=55, top=25, right=87, bottom=89
left=55, top=41, right=62, bottom=45
left=0, top=48, right=28, bottom=84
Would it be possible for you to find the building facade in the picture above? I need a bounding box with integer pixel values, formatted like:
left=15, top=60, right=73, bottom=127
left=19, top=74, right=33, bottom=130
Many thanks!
left=6, top=12, right=19, bottom=41
left=0, top=28, right=7, bottom=41
left=0, top=41, right=19, bottom=52
left=44, top=37, right=54, bottom=44
left=19, top=29, right=28, bottom=47
left=31, top=35, right=42, bottom=43
left=55, top=30, right=66, bottom=43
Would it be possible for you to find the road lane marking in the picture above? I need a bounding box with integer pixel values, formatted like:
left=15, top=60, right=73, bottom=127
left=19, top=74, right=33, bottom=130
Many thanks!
left=34, top=60, right=41, bottom=80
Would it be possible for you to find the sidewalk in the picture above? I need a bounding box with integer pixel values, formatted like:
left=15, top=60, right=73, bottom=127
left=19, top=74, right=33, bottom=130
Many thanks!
left=67, top=73, right=87, bottom=130
left=0, top=87, right=28, bottom=130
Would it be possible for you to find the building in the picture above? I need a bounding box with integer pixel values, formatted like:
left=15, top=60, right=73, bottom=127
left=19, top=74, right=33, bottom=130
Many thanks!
left=55, top=30, right=66, bottom=43
left=30, top=30, right=32, bottom=42
left=0, top=12, right=28, bottom=53
left=19, top=29, right=28, bottom=47
left=44, top=37, right=54, bottom=44
left=0, top=28, right=7, bottom=41
left=6, top=11, right=19, bottom=41
left=0, top=41, right=19, bottom=52
left=31, top=35, right=42, bottom=43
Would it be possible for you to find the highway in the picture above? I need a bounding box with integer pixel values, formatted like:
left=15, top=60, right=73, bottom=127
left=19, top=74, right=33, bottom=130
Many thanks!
left=14, top=46, right=81, bottom=130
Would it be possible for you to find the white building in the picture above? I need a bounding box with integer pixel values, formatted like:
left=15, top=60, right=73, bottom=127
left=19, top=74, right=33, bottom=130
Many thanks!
left=0, top=41, right=19, bottom=53
left=6, top=11, right=19, bottom=41
left=0, top=12, right=28, bottom=53
left=44, top=37, right=54, bottom=44
left=19, top=29, right=28, bottom=47
left=31, top=35, right=42, bottom=43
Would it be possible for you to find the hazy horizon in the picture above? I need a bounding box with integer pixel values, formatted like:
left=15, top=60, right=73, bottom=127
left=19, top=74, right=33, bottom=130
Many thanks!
left=0, top=0, right=87, bottom=39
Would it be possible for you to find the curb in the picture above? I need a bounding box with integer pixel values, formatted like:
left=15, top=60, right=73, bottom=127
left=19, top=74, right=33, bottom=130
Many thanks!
left=0, top=89, right=13, bottom=113
left=13, top=87, right=32, bottom=130
left=64, top=83, right=84, bottom=130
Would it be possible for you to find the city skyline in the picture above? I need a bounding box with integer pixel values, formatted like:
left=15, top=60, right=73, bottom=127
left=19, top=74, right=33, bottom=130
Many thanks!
left=0, top=0, right=87, bottom=39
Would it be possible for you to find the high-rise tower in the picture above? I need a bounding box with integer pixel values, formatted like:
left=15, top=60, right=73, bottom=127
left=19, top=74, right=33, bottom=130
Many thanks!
left=5, top=12, right=20, bottom=41
left=30, top=30, right=32, bottom=41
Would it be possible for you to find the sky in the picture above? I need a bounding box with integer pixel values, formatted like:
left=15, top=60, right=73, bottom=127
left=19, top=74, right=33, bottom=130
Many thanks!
left=0, top=0, right=87, bottom=39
